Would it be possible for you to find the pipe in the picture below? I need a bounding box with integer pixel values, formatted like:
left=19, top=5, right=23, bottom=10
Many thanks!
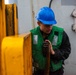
left=49, top=0, right=53, bottom=8
left=30, top=0, right=35, bottom=28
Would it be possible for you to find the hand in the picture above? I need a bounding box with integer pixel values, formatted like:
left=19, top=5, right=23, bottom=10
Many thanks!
left=42, top=41, right=49, bottom=57
left=45, top=40, right=55, bottom=55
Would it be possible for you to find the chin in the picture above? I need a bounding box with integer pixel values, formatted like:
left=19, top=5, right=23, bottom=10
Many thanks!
left=46, top=32, right=51, bottom=34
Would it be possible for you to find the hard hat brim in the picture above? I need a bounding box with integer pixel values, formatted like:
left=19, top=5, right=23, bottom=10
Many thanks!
left=37, top=18, right=57, bottom=25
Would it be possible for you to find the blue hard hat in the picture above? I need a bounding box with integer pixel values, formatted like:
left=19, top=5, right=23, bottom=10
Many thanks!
left=36, top=7, right=57, bottom=25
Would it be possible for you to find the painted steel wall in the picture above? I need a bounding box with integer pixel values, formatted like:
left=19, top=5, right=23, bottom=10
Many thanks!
left=17, top=0, right=33, bottom=34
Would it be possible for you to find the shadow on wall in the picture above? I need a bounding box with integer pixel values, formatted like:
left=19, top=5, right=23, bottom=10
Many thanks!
left=64, top=59, right=76, bottom=75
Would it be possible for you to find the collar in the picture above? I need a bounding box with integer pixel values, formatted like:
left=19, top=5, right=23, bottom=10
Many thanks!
left=40, top=30, right=51, bottom=40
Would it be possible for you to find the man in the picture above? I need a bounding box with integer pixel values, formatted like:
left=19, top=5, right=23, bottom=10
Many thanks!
left=30, top=6, right=71, bottom=75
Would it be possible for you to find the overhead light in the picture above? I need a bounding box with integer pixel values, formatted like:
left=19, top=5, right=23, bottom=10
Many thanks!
left=4, top=0, right=9, bottom=4
left=4, top=0, right=16, bottom=4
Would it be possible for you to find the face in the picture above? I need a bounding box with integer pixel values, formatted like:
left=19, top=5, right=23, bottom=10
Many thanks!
left=37, top=21, right=52, bottom=34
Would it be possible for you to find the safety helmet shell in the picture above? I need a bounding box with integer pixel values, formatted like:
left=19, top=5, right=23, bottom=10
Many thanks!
left=36, top=7, right=57, bottom=25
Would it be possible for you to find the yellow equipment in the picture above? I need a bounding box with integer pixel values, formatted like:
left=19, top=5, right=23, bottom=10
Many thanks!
left=1, top=33, right=32, bottom=75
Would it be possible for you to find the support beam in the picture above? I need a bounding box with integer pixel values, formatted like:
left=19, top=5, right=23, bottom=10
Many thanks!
left=0, top=1, right=18, bottom=75
left=5, top=4, right=18, bottom=36
left=0, top=0, right=6, bottom=75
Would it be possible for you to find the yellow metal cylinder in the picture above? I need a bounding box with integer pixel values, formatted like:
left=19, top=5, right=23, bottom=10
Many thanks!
left=1, top=33, right=32, bottom=75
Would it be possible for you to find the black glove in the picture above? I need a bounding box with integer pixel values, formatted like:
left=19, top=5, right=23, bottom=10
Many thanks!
left=42, top=41, right=49, bottom=57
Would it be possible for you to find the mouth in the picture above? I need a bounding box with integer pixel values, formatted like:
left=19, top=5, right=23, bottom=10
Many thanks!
left=45, top=30, right=51, bottom=34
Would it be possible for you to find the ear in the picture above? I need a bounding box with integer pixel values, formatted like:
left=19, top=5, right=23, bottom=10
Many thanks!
left=37, top=21, right=41, bottom=26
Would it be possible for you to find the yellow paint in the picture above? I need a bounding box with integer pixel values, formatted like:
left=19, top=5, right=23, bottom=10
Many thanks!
left=5, top=4, right=18, bottom=36
left=0, top=2, right=18, bottom=75
left=13, top=4, right=18, bottom=35
left=0, top=0, right=6, bottom=75
left=1, top=33, right=32, bottom=75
